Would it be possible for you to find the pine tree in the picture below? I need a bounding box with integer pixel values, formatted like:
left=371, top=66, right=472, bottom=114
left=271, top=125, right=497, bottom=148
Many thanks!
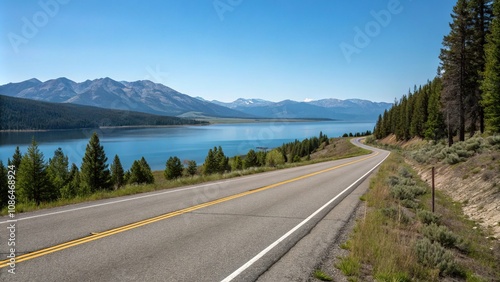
left=47, top=148, right=69, bottom=198
left=425, top=78, right=446, bottom=140
left=18, top=139, right=52, bottom=205
left=0, top=161, right=8, bottom=209
left=8, top=146, right=22, bottom=169
left=481, top=0, right=500, bottom=132
left=215, top=146, right=229, bottom=173
left=243, top=149, right=258, bottom=169
left=231, top=156, right=243, bottom=171
left=129, top=160, right=144, bottom=184
left=186, top=160, right=197, bottom=176
left=129, top=157, right=154, bottom=184
left=469, top=0, right=493, bottom=133
left=203, top=148, right=218, bottom=175
left=61, top=163, right=80, bottom=199
left=164, top=156, right=183, bottom=180
left=440, top=0, right=475, bottom=143
left=80, top=132, right=111, bottom=192
left=110, top=155, right=125, bottom=189
left=140, top=157, right=154, bottom=184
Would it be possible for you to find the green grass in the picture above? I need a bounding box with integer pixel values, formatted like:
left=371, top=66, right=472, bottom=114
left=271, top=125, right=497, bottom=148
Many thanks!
left=335, top=256, right=360, bottom=277
left=313, top=269, right=333, bottom=281
left=1, top=137, right=370, bottom=215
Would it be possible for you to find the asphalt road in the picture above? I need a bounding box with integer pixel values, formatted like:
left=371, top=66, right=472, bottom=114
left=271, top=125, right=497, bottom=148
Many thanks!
left=0, top=139, right=389, bottom=281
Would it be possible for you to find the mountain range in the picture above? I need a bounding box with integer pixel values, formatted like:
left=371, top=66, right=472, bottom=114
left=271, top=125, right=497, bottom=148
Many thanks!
left=0, top=78, right=392, bottom=121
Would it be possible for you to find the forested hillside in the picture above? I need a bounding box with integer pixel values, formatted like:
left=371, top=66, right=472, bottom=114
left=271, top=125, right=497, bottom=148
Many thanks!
left=0, top=95, right=207, bottom=130
left=374, top=0, right=500, bottom=143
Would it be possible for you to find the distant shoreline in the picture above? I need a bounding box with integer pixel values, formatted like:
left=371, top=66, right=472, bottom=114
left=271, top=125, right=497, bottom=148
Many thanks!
left=0, top=118, right=335, bottom=132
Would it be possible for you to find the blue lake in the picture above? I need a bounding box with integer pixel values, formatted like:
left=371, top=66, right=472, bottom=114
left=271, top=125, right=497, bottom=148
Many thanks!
left=0, top=121, right=374, bottom=171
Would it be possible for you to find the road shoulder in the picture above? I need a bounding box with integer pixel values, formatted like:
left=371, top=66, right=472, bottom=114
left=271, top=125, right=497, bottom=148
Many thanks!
left=256, top=168, right=377, bottom=282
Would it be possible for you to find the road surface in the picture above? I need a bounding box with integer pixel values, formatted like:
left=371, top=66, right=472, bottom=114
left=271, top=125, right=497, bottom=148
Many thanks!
left=0, top=139, right=389, bottom=281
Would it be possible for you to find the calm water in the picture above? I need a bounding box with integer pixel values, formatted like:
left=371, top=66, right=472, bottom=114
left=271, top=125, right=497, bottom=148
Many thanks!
left=0, top=121, right=374, bottom=171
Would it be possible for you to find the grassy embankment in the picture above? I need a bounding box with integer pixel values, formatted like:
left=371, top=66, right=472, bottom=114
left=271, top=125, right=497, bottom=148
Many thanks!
left=3, top=137, right=370, bottom=215
left=331, top=136, right=499, bottom=282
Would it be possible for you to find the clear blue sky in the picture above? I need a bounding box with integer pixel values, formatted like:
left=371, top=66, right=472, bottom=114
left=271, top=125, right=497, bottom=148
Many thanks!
left=1, top=0, right=455, bottom=103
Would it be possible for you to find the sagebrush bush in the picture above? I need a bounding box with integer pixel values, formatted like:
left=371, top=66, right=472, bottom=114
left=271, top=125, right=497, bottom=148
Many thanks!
left=422, top=223, right=457, bottom=248
left=398, top=167, right=413, bottom=179
left=486, top=135, right=500, bottom=146
left=401, top=199, right=419, bottom=209
left=381, top=206, right=411, bottom=223
left=445, top=153, right=462, bottom=165
left=390, top=184, right=426, bottom=201
left=417, top=209, right=440, bottom=225
left=415, top=238, right=458, bottom=276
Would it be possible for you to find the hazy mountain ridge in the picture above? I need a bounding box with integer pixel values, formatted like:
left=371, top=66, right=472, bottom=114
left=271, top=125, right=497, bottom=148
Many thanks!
left=211, top=98, right=392, bottom=121
left=0, top=78, right=391, bottom=121
left=0, top=78, right=253, bottom=118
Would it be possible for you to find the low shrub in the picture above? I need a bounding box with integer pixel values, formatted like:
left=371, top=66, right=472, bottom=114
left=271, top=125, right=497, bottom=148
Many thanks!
left=417, top=209, right=440, bottom=225
left=422, top=223, right=457, bottom=248
left=415, top=238, right=458, bottom=276
left=445, top=153, right=462, bottom=165
left=486, top=135, right=500, bottom=146
left=398, top=167, right=413, bottom=179
left=390, top=184, right=426, bottom=201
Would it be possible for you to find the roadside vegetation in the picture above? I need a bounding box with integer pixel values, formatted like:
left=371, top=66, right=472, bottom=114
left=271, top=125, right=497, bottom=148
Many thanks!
left=0, top=132, right=370, bottom=215
left=335, top=152, right=499, bottom=281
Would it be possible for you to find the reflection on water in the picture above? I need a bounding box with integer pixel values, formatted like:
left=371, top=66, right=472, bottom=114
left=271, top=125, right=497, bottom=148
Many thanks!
left=0, top=121, right=374, bottom=170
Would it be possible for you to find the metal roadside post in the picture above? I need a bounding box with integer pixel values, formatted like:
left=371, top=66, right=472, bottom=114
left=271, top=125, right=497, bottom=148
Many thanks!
left=432, top=167, right=435, bottom=213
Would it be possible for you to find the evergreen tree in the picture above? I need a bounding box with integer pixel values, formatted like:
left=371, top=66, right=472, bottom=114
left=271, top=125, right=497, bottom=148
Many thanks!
left=374, top=114, right=383, bottom=139
left=164, top=156, right=183, bottom=180
left=17, top=139, right=52, bottom=205
left=139, top=157, right=154, bottom=184
left=47, top=148, right=69, bottom=199
left=61, top=163, right=80, bottom=199
left=203, top=148, right=217, bottom=175
left=128, top=160, right=144, bottom=184
left=231, top=156, right=243, bottom=171
left=440, top=0, right=475, bottom=143
left=215, top=146, right=229, bottom=173
left=110, top=155, right=125, bottom=189
left=481, top=0, right=500, bottom=132
left=80, top=132, right=111, bottom=192
left=186, top=160, right=197, bottom=176
left=469, top=0, right=493, bottom=133
left=244, top=149, right=258, bottom=169
left=256, top=151, right=267, bottom=166
left=425, top=78, right=446, bottom=140
left=8, top=146, right=22, bottom=169
left=129, top=157, right=154, bottom=184
left=0, top=161, right=8, bottom=209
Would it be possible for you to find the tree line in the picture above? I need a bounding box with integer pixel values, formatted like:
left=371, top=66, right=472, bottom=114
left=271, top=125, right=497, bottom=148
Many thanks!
left=374, top=0, right=500, bottom=144
left=0, top=95, right=206, bottom=131
left=1, top=131, right=331, bottom=209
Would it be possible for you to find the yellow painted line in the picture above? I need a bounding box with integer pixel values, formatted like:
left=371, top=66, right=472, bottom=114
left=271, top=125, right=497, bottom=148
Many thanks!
left=0, top=151, right=379, bottom=268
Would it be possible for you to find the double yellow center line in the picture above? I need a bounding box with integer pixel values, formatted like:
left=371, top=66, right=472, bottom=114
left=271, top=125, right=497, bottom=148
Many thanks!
left=0, top=151, right=378, bottom=268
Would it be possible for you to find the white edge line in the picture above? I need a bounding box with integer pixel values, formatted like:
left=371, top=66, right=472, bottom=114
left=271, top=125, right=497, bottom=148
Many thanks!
left=0, top=178, right=244, bottom=224
left=220, top=151, right=390, bottom=282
